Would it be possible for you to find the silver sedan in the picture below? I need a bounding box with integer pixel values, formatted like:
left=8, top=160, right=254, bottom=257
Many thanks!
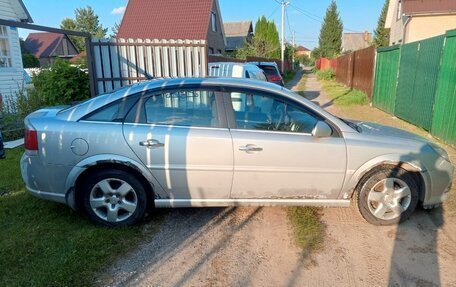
left=21, top=78, right=454, bottom=226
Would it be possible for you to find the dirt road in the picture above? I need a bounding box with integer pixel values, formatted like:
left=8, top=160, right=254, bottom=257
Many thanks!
left=99, top=71, right=456, bottom=287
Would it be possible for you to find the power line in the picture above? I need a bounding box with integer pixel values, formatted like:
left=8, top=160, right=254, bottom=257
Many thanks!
left=288, top=3, right=361, bottom=33
left=267, top=3, right=281, bottom=19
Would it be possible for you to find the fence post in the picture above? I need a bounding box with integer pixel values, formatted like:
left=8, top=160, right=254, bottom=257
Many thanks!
left=85, top=36, right=98, bottom=97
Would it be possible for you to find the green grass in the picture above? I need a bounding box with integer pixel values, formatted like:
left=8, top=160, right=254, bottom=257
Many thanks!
left=0, top=148, right=161, bottom=287
left=283, top=70, right=297, bottom=83
left=287, top=207, right=325, bottom=252
left=320, top=80, right=369, bottom=106
left=315, top=69, right=335, bottom=81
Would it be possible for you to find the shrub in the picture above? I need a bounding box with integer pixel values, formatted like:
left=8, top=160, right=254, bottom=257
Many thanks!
left=316, top=69, right=335, bottom=81
left=32, top=59, right=90, bottom=106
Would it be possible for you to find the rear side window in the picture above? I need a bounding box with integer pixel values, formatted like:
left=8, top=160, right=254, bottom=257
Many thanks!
left=134, top=90, right=220, bottom=128
left=259, top=65, right=279, bottom=76
left=83, top=97, right=137, bottom=122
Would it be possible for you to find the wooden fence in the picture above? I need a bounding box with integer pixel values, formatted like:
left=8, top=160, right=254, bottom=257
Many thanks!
left=334, top=46, right=376, bottom=99
left=90, top=38, right=207, bottom=94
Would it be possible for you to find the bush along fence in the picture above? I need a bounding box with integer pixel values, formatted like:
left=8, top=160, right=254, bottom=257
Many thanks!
left=373, top=29, right=456, bottom=147
left=316, top=46, right=376, bottom=99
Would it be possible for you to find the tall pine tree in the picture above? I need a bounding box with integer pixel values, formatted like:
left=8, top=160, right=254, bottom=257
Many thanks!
left=318, top=1, right=343, bottom=58
left=60, top=6, right=108, bottom=51
left=237, top=16, right=280, bottom=59
left=374, top=0, right=390, bottom=47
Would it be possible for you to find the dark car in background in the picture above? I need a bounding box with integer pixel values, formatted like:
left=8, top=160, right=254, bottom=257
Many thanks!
left=0, top=132, right=5, bottom=159
left=250, top=62, right=284, bottom=86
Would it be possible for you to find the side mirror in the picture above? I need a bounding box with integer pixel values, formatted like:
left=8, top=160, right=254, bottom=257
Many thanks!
left=311, top=121, right=332, bottom=138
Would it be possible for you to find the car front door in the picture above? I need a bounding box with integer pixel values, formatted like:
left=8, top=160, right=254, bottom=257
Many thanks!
left=225, top=89, right=347, bottom=199
left=123, top=89, right=233, bottom=200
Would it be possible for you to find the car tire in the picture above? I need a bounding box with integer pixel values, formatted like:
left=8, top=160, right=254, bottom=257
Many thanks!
left=355, top=167, right=419, bottom=225
left=81, top=169, right=148, bottom=227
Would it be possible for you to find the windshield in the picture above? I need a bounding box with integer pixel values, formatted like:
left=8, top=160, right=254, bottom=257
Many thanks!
left=339, top=117, right=362, bottom=132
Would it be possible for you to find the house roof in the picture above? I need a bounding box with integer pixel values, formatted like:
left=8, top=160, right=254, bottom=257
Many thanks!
left=7, top=0, right=33, bottom=22
left=24, top=33, right=77, bottom=58
left=118, top=0, right=217, bottom=40
left=296, top=46, right=310, bottom=52
left=223, top=21, right=252, bottom=37
left=342, top=32, right=372, bottom=52
left=403, top=0, right=456, bottom=15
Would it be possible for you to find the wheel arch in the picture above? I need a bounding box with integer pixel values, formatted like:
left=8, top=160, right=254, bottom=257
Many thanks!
left=65, top=155, right=164, bottom=210
left=341, top=157, right=428, bottom=203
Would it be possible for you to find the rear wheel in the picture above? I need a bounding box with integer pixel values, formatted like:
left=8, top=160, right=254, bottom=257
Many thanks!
left=82, top=169, right=148, bottom=227
left=355, top=168, right=419, bottom=225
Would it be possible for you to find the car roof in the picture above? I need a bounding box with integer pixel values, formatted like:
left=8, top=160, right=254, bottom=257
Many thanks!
left=57, top=77, right=352, bottom=132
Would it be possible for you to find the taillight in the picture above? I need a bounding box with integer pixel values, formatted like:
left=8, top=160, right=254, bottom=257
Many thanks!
left=25, top=128, right=38, bottom=151
left=267, top=75, right=282, bottom=82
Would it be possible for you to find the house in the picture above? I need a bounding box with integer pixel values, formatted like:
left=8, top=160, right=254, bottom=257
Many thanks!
left=118, top=0, right=226, bottom=55
left=295, top=46, right=311, bottom=58
left=223, top=21, right=253, bottom=52
left=0, top=0, right=32, bottom=101
left=342, top=32, right=372, bottom=53
left=385, top=0, right=456, bottom=45
left=24, top=33, right=79, bottom=67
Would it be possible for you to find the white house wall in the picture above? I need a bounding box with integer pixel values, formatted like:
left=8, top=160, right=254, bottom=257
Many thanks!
left=0, top=0, right=25, bottom=102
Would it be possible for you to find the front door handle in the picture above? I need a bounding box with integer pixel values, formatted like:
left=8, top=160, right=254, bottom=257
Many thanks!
left=239, top=144, right=263, bottom=152
left=139, top=139, right=164, bottom=148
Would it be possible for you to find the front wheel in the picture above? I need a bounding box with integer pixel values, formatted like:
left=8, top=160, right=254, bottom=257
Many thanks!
left=82, top=169, right=148, bottom=227
left=355, top=168, right=419, bottom=225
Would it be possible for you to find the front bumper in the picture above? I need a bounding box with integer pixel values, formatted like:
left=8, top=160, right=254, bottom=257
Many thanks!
left=422, top=157, right=454, bottom=205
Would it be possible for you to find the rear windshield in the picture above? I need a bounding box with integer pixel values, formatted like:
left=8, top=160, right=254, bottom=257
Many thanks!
left=258, top=65, right=279, bottom=76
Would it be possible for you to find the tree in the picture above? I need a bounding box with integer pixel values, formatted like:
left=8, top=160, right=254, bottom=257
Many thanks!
left=373, top=0, right=390, bottom=47
left=19, top=38, right=40, bottom=68
left=236, top=16, right=280, bottom=59
left=317, top=1, right=343, bottom=58
left=60, top=6, right=108, bottom=51
left=110, top=22, right=120, bottom=39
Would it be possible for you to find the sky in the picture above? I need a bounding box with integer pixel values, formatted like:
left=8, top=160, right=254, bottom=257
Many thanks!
left=20, top=0, right=384, bottom=49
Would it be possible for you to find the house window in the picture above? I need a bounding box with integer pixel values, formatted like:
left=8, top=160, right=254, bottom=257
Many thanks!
left=397, top=0, right=402, bottom=20
left=211, top=12, right=217, bottom=32
left=0, top=26, right=12, bottom=68
left=209, top=47, right=214, bottom=54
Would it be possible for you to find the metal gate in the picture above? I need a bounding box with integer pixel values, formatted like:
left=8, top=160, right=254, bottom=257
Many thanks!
left=431, top=30, right=456, bottom=146
left=372, top=45, right=401, bottom=114
left=394, top=35, right=445, bottom=130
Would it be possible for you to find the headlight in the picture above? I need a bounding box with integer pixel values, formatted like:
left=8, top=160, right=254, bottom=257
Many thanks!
left=429, top=143, right=451, bottom=162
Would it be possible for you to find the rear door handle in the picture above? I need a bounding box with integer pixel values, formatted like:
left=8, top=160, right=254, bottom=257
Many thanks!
left=139, top=139, right=164, bottom=148
left=239, top=144, right=263, bottom=152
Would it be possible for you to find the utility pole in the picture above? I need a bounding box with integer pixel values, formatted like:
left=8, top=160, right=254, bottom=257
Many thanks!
left=292, top=30, right=296, bottom=68
left=281, top=0, right=289, bottom=74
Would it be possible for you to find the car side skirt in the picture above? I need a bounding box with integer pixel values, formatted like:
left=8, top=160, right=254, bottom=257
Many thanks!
left=154, top=198, right=350, bottom=208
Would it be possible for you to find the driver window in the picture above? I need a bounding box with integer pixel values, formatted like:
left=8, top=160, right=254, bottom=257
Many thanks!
left=229, top=91, right=320, bottom=133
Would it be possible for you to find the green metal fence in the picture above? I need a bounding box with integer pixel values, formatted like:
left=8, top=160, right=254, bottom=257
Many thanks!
left=432, top=30, right=456, bottom=146
left=372, top=45, right=401, bottom=114
left=395, top=35, right=445, bottom=131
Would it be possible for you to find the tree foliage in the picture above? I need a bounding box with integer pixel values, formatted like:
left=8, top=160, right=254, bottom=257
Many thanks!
left=60, top=6, right=107, bottom=51
left=19, top=39, right=39, bottom=68
left=374, top=0, right=390, bottom=47
left=110, top=22, right=120, bottom=39
left=317, top=1, right=343, bottom=58
left=236, top=16, right=280, bottom=59
left=32, top=59, right=90, bottom=106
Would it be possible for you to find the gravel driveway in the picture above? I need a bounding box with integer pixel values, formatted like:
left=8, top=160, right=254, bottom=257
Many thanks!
left=98, top=71, right=456, bottom=287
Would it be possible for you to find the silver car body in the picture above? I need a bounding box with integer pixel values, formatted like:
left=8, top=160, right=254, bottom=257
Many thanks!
left=21, top=78, right=454, bottom=209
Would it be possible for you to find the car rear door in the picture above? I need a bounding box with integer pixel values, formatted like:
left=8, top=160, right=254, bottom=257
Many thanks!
left=123, top=88, right=233, bottom=200
left=224, top=88, right=347, bottom=199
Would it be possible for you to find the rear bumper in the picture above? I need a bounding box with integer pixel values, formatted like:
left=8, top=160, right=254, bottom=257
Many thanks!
left=21, top=153, right=69, bottom=205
